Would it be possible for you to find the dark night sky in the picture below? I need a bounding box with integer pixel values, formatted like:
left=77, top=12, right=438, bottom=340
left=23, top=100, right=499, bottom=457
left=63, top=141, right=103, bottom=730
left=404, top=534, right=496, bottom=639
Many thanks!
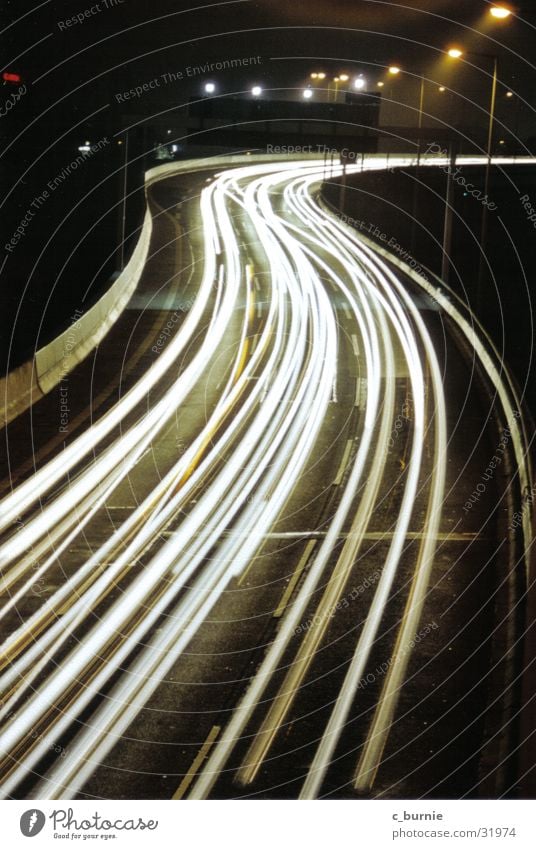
left=4, top=1, right=536, bottom=106
left=3, top=1, right=535, bottom=180
left=0, top=0, right=535, bottom=365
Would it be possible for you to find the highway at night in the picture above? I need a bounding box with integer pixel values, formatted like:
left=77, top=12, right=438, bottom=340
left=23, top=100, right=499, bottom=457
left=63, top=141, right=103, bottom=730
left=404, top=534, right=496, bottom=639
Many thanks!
left=0, top=157, right=532, bottom=800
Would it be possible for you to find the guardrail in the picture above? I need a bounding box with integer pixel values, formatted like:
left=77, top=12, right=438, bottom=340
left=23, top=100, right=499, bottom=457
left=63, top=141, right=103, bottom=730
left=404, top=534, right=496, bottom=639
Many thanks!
left=320, top=182, right=534, bottom=797
left=1, top=152, right=330, bottom=427
left=0, top=207, right=153, bottom=426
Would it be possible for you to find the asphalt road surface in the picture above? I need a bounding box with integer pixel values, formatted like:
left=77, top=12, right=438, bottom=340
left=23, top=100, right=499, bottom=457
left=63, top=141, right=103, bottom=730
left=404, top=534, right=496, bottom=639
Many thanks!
left=0, top=157, right=531, bottom=800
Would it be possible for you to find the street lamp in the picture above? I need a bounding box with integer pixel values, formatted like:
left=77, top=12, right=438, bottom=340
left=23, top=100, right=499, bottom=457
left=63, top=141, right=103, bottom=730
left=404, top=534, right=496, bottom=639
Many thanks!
left=447, top=48, right=498, bottom=165
left=354, top=76, right=366, bottom=90
left=303, top=88, right=313, bottom=99
left=447, top=46, right=499, bottom=304
left=204, top=82, right=215, bottom=94
left=310, top=72, right=327, bottom=100
left=387, top=65, right=426, bottom=160
left=489, top=5, right=512, bottom=18
left=251, top=85, right=262, bottom=96
left=331, top=73, right=349, bottom=103
left=331, top=76, right=340, bottom=102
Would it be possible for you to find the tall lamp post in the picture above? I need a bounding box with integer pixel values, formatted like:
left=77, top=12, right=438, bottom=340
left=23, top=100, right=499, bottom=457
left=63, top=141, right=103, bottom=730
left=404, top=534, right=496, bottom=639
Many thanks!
left=389, top=66, right=426, bottom=162
left=330, top=73, right=349, bottom=103
left=411, top=71, right=427, bottom=256
left=310, top=71, right=327, bottom=99
left=445, top=4, right=512, bottom=303
left=447, top=46, right=499, bottom=306
left=330, top=76, right=340, bottom=103
left=387, top=64, right=427, bottom=252
left=449, top=48, right=499, bottom=193
left=416, top=72, right=426, bottom=165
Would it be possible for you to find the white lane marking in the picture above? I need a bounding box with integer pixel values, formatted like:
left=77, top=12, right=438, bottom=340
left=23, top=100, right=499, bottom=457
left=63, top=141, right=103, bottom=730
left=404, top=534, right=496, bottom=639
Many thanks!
left=355, top=378, right=361, bottom=408
left=334, top=439, right=354, bottom=486
left=173, top=725, right=221, bottom=799
left=273, top=539, right=317, bottom=618
left=331, top=378, right=338, bottom=404
left=355, top=376, right=367, bottom=409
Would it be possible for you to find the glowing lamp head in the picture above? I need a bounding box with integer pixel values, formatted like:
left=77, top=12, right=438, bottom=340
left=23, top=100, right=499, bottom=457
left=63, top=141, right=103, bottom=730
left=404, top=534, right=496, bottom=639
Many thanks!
left=388, top=65, right=401, bottom=75
left=204, top=82, right=215, bottom=94
left=354, top=76, right=366, bottom=90
left=377, top=81, right=384, bottom=88
left=303, top=88, right=313, bottom=99
left=490, top=6, right=512, bottom=18
left=251, top=85, right=262, bottom=96
left=339, top=74, right=349, bottom=82
left=447, top=48, right=463, bottom=59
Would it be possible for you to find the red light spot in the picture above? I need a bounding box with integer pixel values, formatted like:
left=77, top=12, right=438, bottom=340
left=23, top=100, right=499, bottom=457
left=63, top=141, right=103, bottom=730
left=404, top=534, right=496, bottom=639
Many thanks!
left=2, top=72, right=22, bottom=83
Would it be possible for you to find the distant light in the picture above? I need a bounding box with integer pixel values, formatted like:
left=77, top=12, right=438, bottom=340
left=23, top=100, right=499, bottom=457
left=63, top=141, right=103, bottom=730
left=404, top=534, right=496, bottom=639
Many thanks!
left=388, top=65, right=401, bottom=75
left=499, top=139, right=506, bottom=144
left=303, top=88, right=313, bottom=99
left=439, top=86, right=446, bottom=92
left=317, top=72, right=326, bottom=80
left=2, top=71, right=21, bottom=83
left=310, top=73, right=319, bottom=79
left=171, top=144, right=179, bottom=153
left=354, top=76, right=366, bottom=90
left=339, top=74, right=350, bottom=82
left=377, top=81, right=385, bottom=88
left=167, top=129, right=172, bottom=134
left=506, top=90, right=514, bottom=97
left=78, top=145, right=91, bottom=153
left=204, top=82, right=215, bottom=94
left=251, top=85, right=262, bottom=96
left=490, top=5, right=512, bottom=18
left=447, top=48, right=463, bottom=59
left=117, top=140, right=123, bottom=146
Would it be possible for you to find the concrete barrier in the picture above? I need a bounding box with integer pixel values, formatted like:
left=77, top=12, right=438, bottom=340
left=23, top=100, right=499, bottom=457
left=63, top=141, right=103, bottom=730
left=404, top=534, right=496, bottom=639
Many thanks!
left=145, top=151, right=325, bottom=187
left=0, top=152, right=325, bottom=427
left=1, top=207, right=153, bottom=426
left=0, top=359, right=43, bottom=428
left=35, top=208, right=152, bottom=395
left=6, top=151, right=531, bottom=427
